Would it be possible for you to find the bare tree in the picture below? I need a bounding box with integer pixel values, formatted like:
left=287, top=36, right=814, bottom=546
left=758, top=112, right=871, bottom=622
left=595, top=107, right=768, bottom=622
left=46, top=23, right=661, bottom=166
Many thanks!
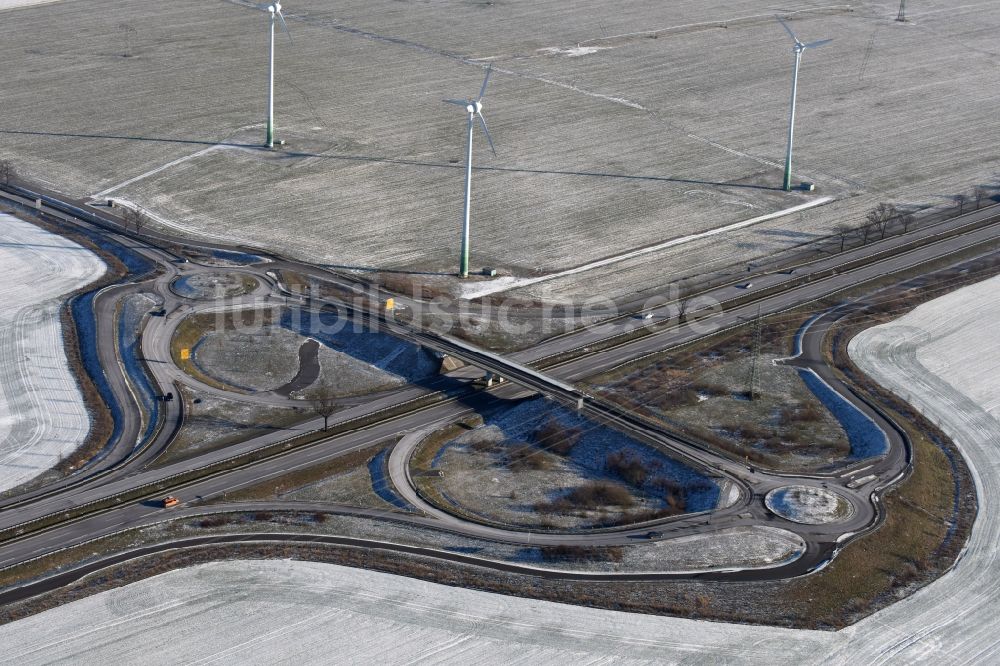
left=674, top=280, right=696, bottom=322
left=0, top=159, right=16, bottom=186
left=955, top=194, right=967, bottom=214
left=898, top=211, right=915, bottom=233
left=975, top=186, right=988, bottom=209
left=857, top=222, right=875, bottom=245
left=834, top=223, right=854, bottom=252
left=308, top=381, right=338, bottom=431
left=120, top=207, right=150, bottom=235
left=866, top=203, right=894, bottom=240
left=117, top=23, right=137, bottom=58
left=133, top=210, right=150, bottom=234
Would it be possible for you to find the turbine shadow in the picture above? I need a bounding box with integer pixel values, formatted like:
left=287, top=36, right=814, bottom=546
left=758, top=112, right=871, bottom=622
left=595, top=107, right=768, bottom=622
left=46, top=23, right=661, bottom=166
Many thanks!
left=0, top=128, right=783, bottom=191
left=0, top=128, right=259, bottom=149
left=282, top=151, right=783, bottom=192
left=319, top=264, right=453, bottom=277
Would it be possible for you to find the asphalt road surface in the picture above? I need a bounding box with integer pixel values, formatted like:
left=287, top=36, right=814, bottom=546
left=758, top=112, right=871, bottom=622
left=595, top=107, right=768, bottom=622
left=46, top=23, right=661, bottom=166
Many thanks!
left=0, top=183, right=995, bottom=604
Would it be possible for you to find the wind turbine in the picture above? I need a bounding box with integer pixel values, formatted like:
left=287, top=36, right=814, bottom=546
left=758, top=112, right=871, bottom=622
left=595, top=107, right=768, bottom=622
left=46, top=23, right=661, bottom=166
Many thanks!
left=262, top=1, right=292, bottom=148
left=777, top=17, right=831, bottom=191
left=443, top=64, right=497, bottom=279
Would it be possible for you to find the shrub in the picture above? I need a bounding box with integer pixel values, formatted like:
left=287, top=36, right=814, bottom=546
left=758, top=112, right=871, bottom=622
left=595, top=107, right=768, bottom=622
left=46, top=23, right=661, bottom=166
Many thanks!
left=532, top=416, right=582, bottom=456
left=539, top=545, right=624, bottom=563
left=566, top=481, right=635, bottom=509
left=470, top=438, right=500, bottom=453
left=198, top=516, right=229, bottom=529
left=692, top=381, right=729, bottom=397
left=506, top=443, right=551, bottom=471
left=780, top=404, right=823, bottom=423
left=606, top=450, right=648, bottom=486
left=654, top=388, right=700, bottom=411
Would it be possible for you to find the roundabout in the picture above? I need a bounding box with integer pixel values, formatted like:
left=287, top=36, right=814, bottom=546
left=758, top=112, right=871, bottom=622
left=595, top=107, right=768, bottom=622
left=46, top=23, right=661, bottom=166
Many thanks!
left=765, top=485, right=855, bottom=525
left=170, top=272, right=259, bottom=300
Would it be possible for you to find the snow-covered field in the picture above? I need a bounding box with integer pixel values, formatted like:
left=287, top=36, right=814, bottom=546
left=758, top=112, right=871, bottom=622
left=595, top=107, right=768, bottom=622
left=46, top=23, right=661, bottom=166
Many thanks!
left=5, top=274, right=1000, bottom=662
left=0, top=0, right=62, bottom=10
left=0, top=214, right=105, bottom=492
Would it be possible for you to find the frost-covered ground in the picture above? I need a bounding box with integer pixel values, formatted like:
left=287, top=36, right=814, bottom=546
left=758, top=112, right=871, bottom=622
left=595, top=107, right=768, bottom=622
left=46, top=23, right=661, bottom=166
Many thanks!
left=0, top=214, right=105, bottom=492
left=161, top=388, right=304, bottom=464
left=186, top=306, right=440, bottom=396
left=6, top=275, right=1000, bottom=662
left=460, top=398, right=720, bottom=514
left=428, top=426, right=668, bottom=529
left=0, top=1, right=997, bottom=301
left=424, top=405, right=716, bottom=529
left=282, top=308, right=440, bottom=394
left=171, top=272, right=257, bottom=300
left=195, top=327, right=304, bottom=392
left=0, top=0, right=62, bottom=10
left=765, top=486, right=853, bottom=525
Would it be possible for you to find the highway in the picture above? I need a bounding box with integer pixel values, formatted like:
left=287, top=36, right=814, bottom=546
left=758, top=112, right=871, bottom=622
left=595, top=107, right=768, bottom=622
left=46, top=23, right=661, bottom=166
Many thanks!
left=0, top=182, right=996, bottom=604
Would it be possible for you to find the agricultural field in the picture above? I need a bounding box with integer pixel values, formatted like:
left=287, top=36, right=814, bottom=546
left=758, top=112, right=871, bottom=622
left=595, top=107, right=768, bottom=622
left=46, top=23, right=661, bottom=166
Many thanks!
left=0, top=1, right=996, bottom=301
left=0, top=214, right=105, bottom=492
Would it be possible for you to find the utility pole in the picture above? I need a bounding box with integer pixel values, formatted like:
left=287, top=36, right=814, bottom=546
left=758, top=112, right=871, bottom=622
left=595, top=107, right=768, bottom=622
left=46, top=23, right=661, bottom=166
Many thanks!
left=896, top=0, right=907, bottom=22
left=748, top=306, right=763, bottom=401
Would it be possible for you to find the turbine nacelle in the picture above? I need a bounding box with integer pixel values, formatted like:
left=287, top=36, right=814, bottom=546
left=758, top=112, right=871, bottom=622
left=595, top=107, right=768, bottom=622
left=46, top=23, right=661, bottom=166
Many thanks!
left=777, top=16, right=831, bottom=55
left=443, top=64, right=496, bottom=157
left=262, top=1, right=291, bottom=43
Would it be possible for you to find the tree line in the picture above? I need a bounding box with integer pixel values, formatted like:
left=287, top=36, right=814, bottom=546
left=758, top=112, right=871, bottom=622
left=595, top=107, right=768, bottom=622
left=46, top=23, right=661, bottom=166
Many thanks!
left=833, top=188, right=993, bottom=252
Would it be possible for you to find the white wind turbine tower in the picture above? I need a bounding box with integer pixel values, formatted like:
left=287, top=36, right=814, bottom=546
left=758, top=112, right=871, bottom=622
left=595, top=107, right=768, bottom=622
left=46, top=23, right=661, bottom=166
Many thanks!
left=777, top=17, right=832, bottom=191
left=262, top=1, right=292, bottom=148
left=443, top=64, right=497, bottom=278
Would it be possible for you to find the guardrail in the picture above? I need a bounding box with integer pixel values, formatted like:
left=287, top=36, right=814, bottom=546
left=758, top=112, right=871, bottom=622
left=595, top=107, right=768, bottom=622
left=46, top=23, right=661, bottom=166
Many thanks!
left=0, top=389, right=455, bottom=545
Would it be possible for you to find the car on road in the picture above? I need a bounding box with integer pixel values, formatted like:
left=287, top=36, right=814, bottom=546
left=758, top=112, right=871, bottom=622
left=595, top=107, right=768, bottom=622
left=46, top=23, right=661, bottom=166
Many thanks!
left=161, top=496, right=180, bottom=508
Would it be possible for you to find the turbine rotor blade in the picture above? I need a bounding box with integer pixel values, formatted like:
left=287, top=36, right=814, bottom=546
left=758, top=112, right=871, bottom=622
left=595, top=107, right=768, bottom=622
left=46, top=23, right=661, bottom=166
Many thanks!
left=776, top=16, right=801, bottom=45
left=477, top=112, right=496, bottom=157
left=477, top=63, right=493, bottom=102
left=443, top=98, right=470, bottom=106
left=276, top=9, right=293, bottom=44
left=803, top=38, right=833, bottom=49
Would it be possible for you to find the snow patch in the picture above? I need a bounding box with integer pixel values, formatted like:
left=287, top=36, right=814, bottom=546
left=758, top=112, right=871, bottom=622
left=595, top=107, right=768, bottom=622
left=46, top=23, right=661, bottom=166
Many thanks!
left=537, top=45, right=611, bottom=57
left=0, top=215, right=106, bottom=491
